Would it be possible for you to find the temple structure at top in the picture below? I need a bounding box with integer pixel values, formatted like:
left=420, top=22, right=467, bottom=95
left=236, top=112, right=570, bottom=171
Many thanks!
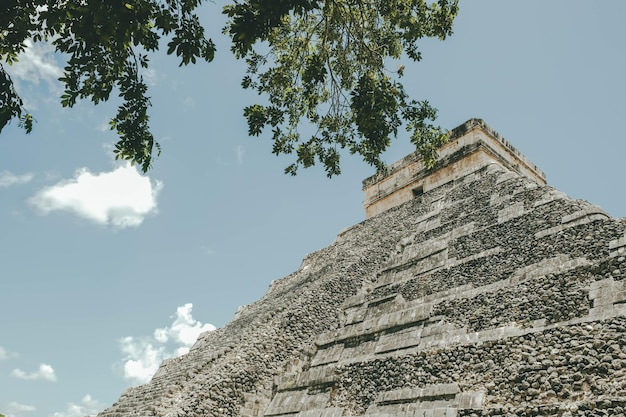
left=362, top=118, right=547, bottom=218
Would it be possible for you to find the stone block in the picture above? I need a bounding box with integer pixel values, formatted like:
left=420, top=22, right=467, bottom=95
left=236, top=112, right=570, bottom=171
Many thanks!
left=449, top=222, right=476, bottom=239
left=455, top=391, right=485, bottom=409
left=264, top=391, right=306, bottom=416
left=400, top=306, right=430, bottom=324
left=589, top=305, right=616, bottom=318
left=275, top=374, right=298, bottom=390
left=294, top=365, right=337, bottom=388
left=562, top=206, right=609, bottom=224
left=342, top=294, right=366, bottom=309
left=422, top=383, right=460, bottom=398
left=589, top=278, right=624, bottom=310
left=339, top=341, right=376, bottom=362
left=495, top=170, right=519, bottom=185
left=377, top=383, right=460, bottom=406
left=433, top=408, right=457, bottom=417
left=489, top=192, right=508, bottom=206
left=509, top=254, right=572, bottom=283
left=532, top=189, right=568, bottom=208
left=315, top=331, right=339, bottom=348
left=535, top=224, right=566, bottom=239
left=421, top=323, right=458, bottom=338
left=609, top=231, right=626, bottom=257
left=311, top=344, right=343, bottom=366
left=375, top=328, right=423, bottom=354
left=239, top=408, right=254, bottom=416
left=497, top=201, right=525, bottom=223
left=298, top=410, right=323, bottom=417
left=322, top=407, right=345, bottom=417
left=300, top=408, right=343, bottom=417
left=376, top=314, right=391, bottom=328
left=344, top=306, right=367, bottom=325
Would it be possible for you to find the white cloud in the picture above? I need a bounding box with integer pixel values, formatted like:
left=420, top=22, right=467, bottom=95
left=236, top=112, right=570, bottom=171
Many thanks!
left=0, top=171, right=34, bottom=188
left=119, top=337, right=163, bottom=384
left=235, top=145, right=245, bottom=165
left=0, top=345, right=17, bottom=360
left=8, top=39, right=63, bottom=86
left=10, top=363, right=57, bottom=382
left=119, top=303, right=215, bottom=385
left=29, top=164, right=163, bottom=228
left=6, top=401, right=36, bottom=417
left=154, top=303, right=216, bottom=346
left=50, top=394, right=105, bottom=417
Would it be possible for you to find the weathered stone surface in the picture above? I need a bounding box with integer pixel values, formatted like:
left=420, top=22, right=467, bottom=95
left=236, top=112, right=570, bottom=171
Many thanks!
left=96, top=120, right=626, bottom=417
left=362, top=118, right=547, bottom=218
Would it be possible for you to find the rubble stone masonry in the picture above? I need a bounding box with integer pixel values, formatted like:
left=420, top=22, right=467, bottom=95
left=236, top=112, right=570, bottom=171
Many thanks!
left=97, top=120, right=626, bottom=417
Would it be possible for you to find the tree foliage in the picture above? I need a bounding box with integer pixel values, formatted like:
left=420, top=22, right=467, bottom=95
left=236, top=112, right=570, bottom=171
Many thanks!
left=225, top=0, right=458, bottom=176
left=1, top=0, right=215, bottom=172
left=1, top=0, right=458, bottom=175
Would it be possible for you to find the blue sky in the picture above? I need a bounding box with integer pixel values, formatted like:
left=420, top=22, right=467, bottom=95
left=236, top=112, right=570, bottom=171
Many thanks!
left=1, top=1, right=625, bottom=416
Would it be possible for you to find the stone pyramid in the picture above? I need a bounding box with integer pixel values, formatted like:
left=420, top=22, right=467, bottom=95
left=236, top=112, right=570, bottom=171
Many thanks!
left=98, top=119, right=626, bottom=417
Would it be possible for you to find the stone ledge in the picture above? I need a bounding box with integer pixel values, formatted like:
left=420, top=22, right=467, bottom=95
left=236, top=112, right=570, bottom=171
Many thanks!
left=589, top=277, right=626, bottom=317
left=275, top=366, right=338, bottom=391
left=377, top=223, right=476, bottom=288
left=314, top=256, right=589, bottom=354
left=376, top=384, right=460, bottom=405
left=364, top=386, right=485, bottom=417
left=494, top=170, right=519, bottom=185
left=334, top=303, right=626, bottom=368
left=562, top=205, right=609, bottom=224
left=311, top=344, right=343, bottom=367
left=264, top=391, right=331, bottom=416
left=609, top=230, right=626, bottom=258
left=535, top=207, right=610, bottom=239
left=532, top=189, right=569, bottom=208
left=297, top=408, right=345, bottom=417
left=497, top=201, right=525, bottom=223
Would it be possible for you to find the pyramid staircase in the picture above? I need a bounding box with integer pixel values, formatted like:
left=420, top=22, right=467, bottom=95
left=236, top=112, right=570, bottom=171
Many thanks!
left=98, top=121, right=626, bottom=417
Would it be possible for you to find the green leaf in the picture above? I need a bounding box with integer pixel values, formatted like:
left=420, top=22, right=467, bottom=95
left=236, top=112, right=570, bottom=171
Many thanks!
left=226, top=0, right=458, bottom=176
left=0, top=0, right=216, bottom=170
